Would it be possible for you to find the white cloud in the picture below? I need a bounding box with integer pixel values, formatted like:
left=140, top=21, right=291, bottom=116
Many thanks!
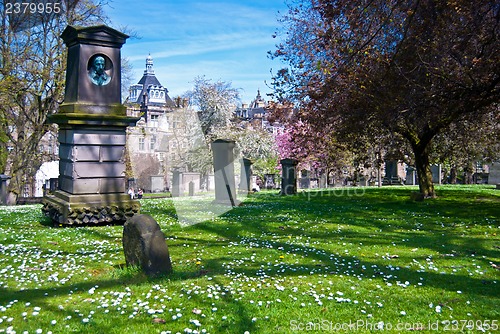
left=111, top=0, right=287, bottom=102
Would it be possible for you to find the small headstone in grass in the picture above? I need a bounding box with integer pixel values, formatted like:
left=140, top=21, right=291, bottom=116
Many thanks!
left=122, top=214, right=172, bottom=276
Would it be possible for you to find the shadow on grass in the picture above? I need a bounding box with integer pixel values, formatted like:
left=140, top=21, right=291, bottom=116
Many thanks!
left=180, top=186, right=499, bottom=296
left=4, top=185, right=496, bottom=332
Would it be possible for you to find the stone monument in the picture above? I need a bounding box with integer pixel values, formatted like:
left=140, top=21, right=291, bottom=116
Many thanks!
left=280, top=158, right=298, bottom=195
left=383, top=160, right=400, bottom=185
left=431, top=164, right=442, bottom=184
left=211, top=139, right=239, bottom=206
left=42, top=25, right=140, bottom=225
left=150, top=175, right=165, bottom=192
left=171, top=168, right=183, bottom=197
left=183, top=172, right=201, bottom=195
left=299, top=170, right=310, bottom=189
left=0, top=174, right=11, bottom=205
left=405, top=166, right=417, bottom=185
left=264, top=174, right=276, bottom=189
left=239, top=158, right=253, bottom=195
left=123, top=214, right=172, bottom=276
left=488, top=161, right=500, bottom=188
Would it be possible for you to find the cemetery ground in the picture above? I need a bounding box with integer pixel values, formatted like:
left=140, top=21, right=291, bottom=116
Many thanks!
left=0, top=186, right=499, bottom=334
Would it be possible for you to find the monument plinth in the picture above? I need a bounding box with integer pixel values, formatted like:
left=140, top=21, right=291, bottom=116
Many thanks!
left=42, top=25, right=140, bottom=226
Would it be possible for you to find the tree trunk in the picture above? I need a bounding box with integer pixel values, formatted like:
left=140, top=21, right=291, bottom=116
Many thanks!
left=464, top=164, right=474, bottom=184
left=449, top=166, right=457, bottom=184
left=5, top=171, right=21, bottom=205
left=412, top=143, right=436, bottom=198
left=6, top=192, right=17, bottom=206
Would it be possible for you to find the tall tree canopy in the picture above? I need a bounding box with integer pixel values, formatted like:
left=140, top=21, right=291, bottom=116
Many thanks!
left=0, top=0, right=109, bottom=203
left=181, top=76, right=241, bottom=176
left=271, top=0, right=499, bottom=197
left=185, top=76, right=240, bottom=142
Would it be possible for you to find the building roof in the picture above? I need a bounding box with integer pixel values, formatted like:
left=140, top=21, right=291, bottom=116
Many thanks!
left=250, top=89, right=266, bottom=108
left=137, top=73, right=162, bottom=87
left=132, top=55, right=176, bottom=107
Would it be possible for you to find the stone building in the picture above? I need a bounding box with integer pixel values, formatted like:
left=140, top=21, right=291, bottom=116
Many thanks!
left=125, top=55, right=192, bottom=192
left=234, top=89, right=284, bottom=136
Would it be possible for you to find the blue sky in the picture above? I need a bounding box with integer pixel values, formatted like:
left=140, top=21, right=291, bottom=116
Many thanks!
left=105, top=0, right=288, bottom=104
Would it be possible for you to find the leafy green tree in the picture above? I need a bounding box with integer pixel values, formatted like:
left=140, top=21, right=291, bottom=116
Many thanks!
left=271, top=0, right=499, bottom=197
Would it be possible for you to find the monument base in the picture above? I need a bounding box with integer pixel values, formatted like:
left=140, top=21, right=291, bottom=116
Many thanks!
left=42, top=190, right=140, bottom=226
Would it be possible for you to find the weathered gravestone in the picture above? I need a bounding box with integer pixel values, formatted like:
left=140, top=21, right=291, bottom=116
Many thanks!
left=171, top=168, right=183, bottom=197
left=299, top=170, right=310, bottom=189
left=264, top=174, right=276, bottom=189
left=406, top=166, right=417, bottom=185
left=281, top=158, right=298, bottom=195
left=188, top=181, right=195, bottom=197
left=431, top=164, right=442, bottom=184
left=0, top=174, right=11, bottom=206
left=206, top=174, right=215, bottom=191
left=122, top=214, right=172, bottom=276
left=383, top=160, right=401, bottom=185
left=211, top=139, right=239, bottom=206
left=150, top=175, right=165, bottom=193
left=239, top=158, right=253, bottom=195
left=41, top=25, right=140, bottom=225
left=183, top=172, right=201, bottom=195
left=488, top=162, right=500, bottom=187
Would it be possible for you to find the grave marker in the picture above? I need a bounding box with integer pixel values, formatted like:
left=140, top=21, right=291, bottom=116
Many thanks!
left=123, top=214, right=172, bottom=276
left=42, top=25, right=140, bottom=225
left=211, top=139, right=239, bottom=206
left=488, top=162, right=500, bottom=186
left=281, top=158, right=298, bottom=195
left=0, top=175, right=11, bottom=206
left=240, top=158, right=253, bottom=195
left=171, top=168, right=183, bottom=197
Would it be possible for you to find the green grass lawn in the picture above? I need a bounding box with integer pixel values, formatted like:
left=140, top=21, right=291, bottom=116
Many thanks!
left=0, top=185, right=499, bottom=333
